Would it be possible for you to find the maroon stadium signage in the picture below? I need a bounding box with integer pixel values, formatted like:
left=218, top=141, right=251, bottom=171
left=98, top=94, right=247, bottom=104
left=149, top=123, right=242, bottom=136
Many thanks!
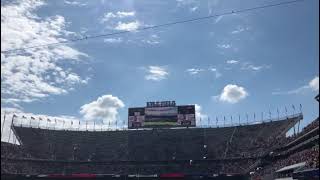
left=128, top=101, right=195, bottom=129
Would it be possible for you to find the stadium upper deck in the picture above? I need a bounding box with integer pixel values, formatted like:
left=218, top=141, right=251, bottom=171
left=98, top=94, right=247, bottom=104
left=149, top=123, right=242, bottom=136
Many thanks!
left=11, top=114, right=301, bottom=162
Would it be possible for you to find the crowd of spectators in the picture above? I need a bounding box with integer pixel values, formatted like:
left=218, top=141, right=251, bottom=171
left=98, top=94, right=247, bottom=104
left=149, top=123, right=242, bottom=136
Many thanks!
left=272, top=146, right=319, bottom=171
left=1, top=115, right=316, bottom=176
left=1, top=142, right=32, bottom=159
left=1, top=158, right=258, bottom=175
left=12, top=118, right=294, bottom=162
left=284, top=118, right=319, bottom=145
left=250, top=117, right=319, bottom=180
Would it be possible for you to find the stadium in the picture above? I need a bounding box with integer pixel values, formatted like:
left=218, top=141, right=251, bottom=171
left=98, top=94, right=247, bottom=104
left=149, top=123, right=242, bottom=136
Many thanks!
left=1, top=99, right=319, bottom=180
left=1, top=1, right=319, bottom=179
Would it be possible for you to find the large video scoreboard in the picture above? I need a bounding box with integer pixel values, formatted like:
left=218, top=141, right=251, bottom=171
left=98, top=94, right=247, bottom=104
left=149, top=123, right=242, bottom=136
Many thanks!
left=128, top=101, right=196, bottom=129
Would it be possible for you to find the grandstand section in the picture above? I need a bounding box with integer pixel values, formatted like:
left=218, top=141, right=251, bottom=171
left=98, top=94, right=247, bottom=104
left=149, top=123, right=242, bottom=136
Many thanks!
left=12, top=115, right=300, bottom=161
left=2, top=113, right=312, bottom=179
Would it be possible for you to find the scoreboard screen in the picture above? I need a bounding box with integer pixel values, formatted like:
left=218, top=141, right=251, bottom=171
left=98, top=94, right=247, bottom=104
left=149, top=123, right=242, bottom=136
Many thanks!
left=128, top=101, right=195, bottom=128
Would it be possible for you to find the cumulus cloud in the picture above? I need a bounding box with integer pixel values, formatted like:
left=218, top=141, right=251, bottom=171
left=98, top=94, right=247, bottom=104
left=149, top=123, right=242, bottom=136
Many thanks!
left=1, top=0, right=88, bottom=106
left=215, top=84, right=248, bottom=104
left=272, top=76, right=319, bottom=95
left=80, top=95, right=125, bottom=124
left=114, top=21, right=141, bottom=31
left=100, top=11, right=161, bottom=45
left=309, top=76, right=319, bottom=91
left=226, top=60, right=239, bottom=64
left=100, top=11, right=141, bottom=32
left=186, top=68, right=204, bottom=75
left=145, top=66, right=169, bottom=81
left=195, top=104, right=208, bottom=126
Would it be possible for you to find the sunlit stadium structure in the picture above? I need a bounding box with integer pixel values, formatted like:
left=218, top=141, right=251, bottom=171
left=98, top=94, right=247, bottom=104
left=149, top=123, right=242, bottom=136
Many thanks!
left=2, top=108, right=318, bottom=180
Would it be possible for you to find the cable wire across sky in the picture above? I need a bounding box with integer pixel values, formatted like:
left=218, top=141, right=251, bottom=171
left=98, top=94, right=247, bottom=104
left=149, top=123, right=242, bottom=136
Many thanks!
left=1, top=0, right=307, bottom=54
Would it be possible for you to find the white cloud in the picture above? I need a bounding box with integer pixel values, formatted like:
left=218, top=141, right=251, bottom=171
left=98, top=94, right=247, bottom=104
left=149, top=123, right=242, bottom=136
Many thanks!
left=80, top=95, right=125, bottom=124
left=227, top=60, right=239, bottom=64
left=176, top=0, right=198, bottom=7
left=1, top=0, right=88, bottom=106
left=64, top=0, right=87, bottom=6
left=231, top=26, right=249, bottom=34
left=1, top=94, right=126, bottom=143
left=241, top=62, right=271, bottom=72
left=309, top=76, right=319, bottom=91
left=272, top=76, right=319, bottom=95
left=186, top=68, right=204, bottom=75
left=117, top=11, right=135, bottom=17
left=209, top=68, right=222, bottom=78
left=115, top=21, right=141, bottom=31
left=216, top=84, right=248, bottom=104
left=101, top=11, right=136, bottom=22
left=217, top=44, right=231, bottom=49
left=145, top=66, right=169, bottom=81
left=100, top=11, right=160, bottom=45
left=190, top=6, right=198, bottom=12
left=195, top=104, right=208, bottom=126
left=103, top=38, right=123, bottom=43
left=141, top=34, right=161, bottom=45
left=272, top=86, right=309, bottom=95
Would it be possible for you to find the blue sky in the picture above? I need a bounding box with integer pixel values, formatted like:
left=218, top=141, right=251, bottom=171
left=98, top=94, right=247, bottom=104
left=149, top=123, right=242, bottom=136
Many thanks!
left=1, top=0, right=319, bottom=131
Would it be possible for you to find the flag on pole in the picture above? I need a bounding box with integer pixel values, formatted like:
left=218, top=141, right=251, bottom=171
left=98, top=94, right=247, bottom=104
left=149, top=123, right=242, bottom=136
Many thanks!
left=285, top=106, right=288, bottom=117
left=292, top=105, right=296, bottom=115
left=246, top=113, right=249, bottom=124
left=269, top=110, right=271, bottom=119
left=299, top=104, right=302, bottom=112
